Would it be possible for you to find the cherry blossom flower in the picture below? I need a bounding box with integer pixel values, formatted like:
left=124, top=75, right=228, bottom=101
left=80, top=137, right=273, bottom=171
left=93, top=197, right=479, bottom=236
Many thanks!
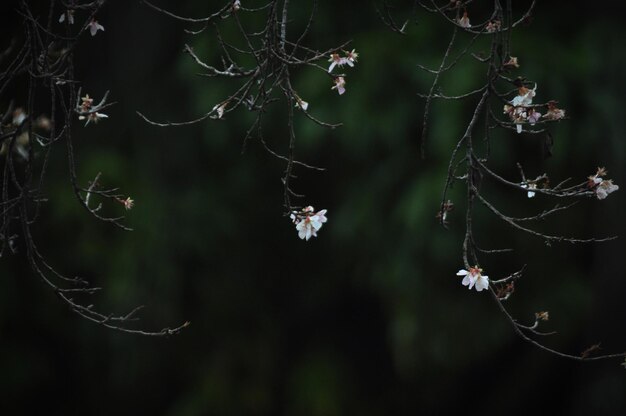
left=213, top=102, right=228, bottom=118
left=88, top=19, right=105, bottom=36
left=457, top=267, right=489, bottom=292
left=328, top=53, right=345, bottom=73
left=527, top=109, right=541, bottom=125
left=332, top=76, right=346, bottom=95
left=587, top=167, right=619, bottom=200
left=344, top=49, right=358, bottom=67
left=233, top=0, right=241, bottom=11
left=80, top=94, right=94, bottom=111
left=122, top=197, right=134, bottom=210
left=543, top=101, right=566, bottom=120
left=291, top=206, right=328, bottom=241
left=485, top=20, right=501, bottom=33
left=521, top=182, right=537, bottom=198
left=59, top=10, right=75, bottom=25
left=79, top=112, right=108, bottom=126
left=457, top=11, right=471, bottom=28
left=295, top=96, right=309, bottom=111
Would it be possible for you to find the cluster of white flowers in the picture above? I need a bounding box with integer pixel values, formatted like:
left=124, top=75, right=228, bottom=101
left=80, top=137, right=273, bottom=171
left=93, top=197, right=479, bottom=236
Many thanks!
left=457, top=267, right=489, bottom=292
left=290, top=206, right=328, bottom=241
left=588, top=167, right=619, bottom=200
left=503, top=84, right=541, bottom=133
left=78, top=94, right=108, bottom=126
left=328, top=49, right=358, bottom=96
left=327, top=49, right=358, bottom=73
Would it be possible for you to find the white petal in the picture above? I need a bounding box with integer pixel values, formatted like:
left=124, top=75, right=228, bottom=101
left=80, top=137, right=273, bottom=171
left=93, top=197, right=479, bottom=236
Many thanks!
left=516, top=124, right=523, bottom=134
left=462, top=275, right=471, bottom=286
left=475, top=276, right=489, bottom=291
left=328, top=62, right=336, bottom=73
left=456, top=269, right=469, bottom=276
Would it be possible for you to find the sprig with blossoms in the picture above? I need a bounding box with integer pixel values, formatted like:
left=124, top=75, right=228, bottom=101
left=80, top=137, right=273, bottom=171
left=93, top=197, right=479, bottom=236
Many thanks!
left=413, top=0, right=626, bottom=364
left=290, top=206, right=328, bottom=241
left=140, top=0, right=359, bottom=236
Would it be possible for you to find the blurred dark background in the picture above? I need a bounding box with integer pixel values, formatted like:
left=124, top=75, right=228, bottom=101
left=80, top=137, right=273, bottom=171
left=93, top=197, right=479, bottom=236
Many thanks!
left=1, top=1, right=625, bottom=415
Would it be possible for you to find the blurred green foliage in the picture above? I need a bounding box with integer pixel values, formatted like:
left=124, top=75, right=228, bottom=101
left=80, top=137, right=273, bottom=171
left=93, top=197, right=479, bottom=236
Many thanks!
left=1, top=1, right=625, bottom=415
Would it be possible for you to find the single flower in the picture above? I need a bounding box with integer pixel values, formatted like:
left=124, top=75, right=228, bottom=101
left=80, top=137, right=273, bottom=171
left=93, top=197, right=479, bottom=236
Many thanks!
left=213, top=102, right=228, bottom=118
left=457, top=11, right=471, bottom=28
left=88, top=19, right=105, bottom=36
left=543, top=101, right=566, bottom=120
left=332, top=76, right=346, bottom=95
left=344, top=49, right=358, bottom=67
left=457, top=267, right=489, bottom=292
left=485, top=20, right=501, bottom=33
left=328, top=53, right=345, bottom=73
left=295, top=96, right=309, bottom=111
left=291, top=206, right=328, bottom=241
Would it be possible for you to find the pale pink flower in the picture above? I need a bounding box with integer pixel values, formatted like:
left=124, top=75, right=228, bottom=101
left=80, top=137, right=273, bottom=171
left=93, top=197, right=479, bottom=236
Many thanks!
left=328, top=53, right=346, bottom=73
left=121, top=197, right=134, bottom=210
left=291, top=206, right=328, bottom=241
left=457, top=267, right=489, bottom=292
left=457, top=11, right=471, bottom=28
left=543, top=101, right=566, bottom=120
left=88, top=20, right=105, bottom=36
left=485, top=20, right=501, bottom=33
left=233, top=0, right=241, bottom=11
left=344, top=49, right=358, bottom=67
left=527, top=109, right=541, bottom=125
left=332, top=76, right=346, bottom=95
left=587, top=168, right=619, bottom=200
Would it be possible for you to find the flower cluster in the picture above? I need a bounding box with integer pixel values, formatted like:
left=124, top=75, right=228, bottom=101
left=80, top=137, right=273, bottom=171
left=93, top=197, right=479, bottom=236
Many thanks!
left=328, top=49, right=358, bottom=95
left=327, top=49, right=358, bottom=73
left=290, top=206, right=328, bottom=241
left=78, top=94, right=108, bottom=126
left=503, top=84, right=541, bottom=134
left=587, top=167, right=619, bottom=200
left=457, top=267, right=489, bottom=292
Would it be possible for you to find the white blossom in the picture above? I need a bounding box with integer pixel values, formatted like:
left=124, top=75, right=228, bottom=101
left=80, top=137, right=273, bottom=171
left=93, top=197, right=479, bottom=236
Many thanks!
left=295, top=96, right=309, bottom=111
left=595, top=180, right=619, bottom=200
left=457, top=11, right=471, bottom=28
left=332, top=76, right=346, bottom=95
left=88, top=20, right=105, bottom=36
left=292, top=206, right=328, bottom=241
left=213, top=102, right=228, bottom=118
left=457, top=267, right=489, bottom=292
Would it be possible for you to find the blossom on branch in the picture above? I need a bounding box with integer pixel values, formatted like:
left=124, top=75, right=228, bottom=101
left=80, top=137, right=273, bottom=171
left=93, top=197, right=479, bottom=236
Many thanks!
left=457, top=267, right=489, bottom=292
left=290, top=206, right=328, bottom=241
left=457, top=11, right=471, bottom=28
left=295, top=96, right=309, bottom=111
left=587, top=167, right=619, bottom=200
left=332, top=77, right=346, bottom=95
left=485, top=20, right=501, bottom=33
left=543, top=101, right=566, bottom=120
left=88, top=19, right=105, bottom=36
